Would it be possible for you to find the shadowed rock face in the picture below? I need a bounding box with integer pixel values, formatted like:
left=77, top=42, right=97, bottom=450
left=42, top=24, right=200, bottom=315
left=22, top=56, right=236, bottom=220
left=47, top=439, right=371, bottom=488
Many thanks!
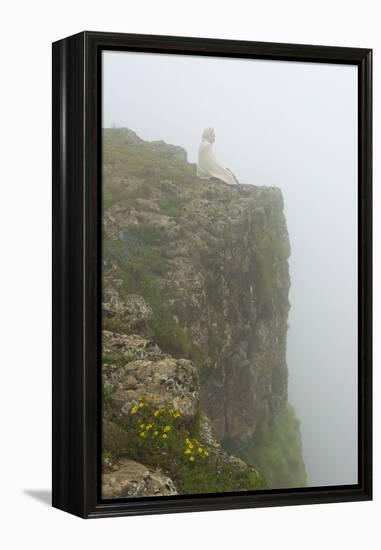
left=102, top=128, right=305, bottom=493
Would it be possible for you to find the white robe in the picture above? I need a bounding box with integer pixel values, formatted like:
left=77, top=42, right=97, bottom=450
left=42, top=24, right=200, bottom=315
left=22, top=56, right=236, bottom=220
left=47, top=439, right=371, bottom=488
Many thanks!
left=197, top=139, right=237, bottom=186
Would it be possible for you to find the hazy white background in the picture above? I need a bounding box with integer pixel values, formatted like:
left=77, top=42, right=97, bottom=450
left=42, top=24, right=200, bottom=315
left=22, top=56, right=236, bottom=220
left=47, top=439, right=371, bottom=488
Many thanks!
left=104, top=51, right=358, bottom=486
left=0, top=1, right=378, bottom=549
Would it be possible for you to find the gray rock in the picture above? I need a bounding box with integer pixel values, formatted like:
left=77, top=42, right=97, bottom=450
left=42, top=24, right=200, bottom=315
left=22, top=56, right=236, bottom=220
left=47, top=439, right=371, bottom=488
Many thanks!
left=103, top=290, right=153, bottom=333
left=102, top=459, right=177, bottom=498
left=103, top=331, right=199, bottom=423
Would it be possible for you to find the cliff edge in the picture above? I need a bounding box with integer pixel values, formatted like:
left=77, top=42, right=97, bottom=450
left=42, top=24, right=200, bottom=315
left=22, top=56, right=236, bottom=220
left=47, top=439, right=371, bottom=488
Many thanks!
left=102, top=128, right=306, bottom=496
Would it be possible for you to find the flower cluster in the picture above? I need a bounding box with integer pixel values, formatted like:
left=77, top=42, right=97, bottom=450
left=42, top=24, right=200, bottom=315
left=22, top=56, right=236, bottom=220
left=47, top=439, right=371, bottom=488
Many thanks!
left=118, top=397, right=209, bottom=464
left=126, top=400, right=183, bottom=443
left=139, top=421, right=172, bottom=439
left=183, top=437, right=209, bottom=462
left=120, top=398, right=211, bottom=468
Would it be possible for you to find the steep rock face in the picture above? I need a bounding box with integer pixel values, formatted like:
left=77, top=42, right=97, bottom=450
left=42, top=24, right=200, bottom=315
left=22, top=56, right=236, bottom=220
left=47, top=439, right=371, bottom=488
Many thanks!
left=102, top=127, right=305, bottom=491
left=103, top=132, right=290, bottom=446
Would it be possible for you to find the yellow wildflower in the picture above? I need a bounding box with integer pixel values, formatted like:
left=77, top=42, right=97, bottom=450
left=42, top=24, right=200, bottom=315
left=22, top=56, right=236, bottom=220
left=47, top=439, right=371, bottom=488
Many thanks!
left=162, top=433, right=168, bottom=439
left=198, top=447, right=203, bottom=453
left=184, top=449, right=192, bottom=455
left=131, top=406, right=137, bottom=414
left=139, top=402, right=144, bottom=408
left=154, top=431, right=159, bottom=436
left=189, top=456, right=195, bottom=462
left=185, top=438, right=190, bottom=445
left=139, top=432, right=145, bottom=438
left=154, top=410, right=160, bottom=417
left=140, top=423, right=145, bottom=429
left=146, top=424, right=152, bottom=430
left=204, top=451, right=209, bottom=457
left=163, top=425, right=171, bottom=432
left=188, top=443, right=194, bottom=449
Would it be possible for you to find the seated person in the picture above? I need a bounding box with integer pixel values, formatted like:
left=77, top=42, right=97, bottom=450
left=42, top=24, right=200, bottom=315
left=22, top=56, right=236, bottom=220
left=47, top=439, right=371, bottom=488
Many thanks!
left=197, top=127, right=239, bottom=186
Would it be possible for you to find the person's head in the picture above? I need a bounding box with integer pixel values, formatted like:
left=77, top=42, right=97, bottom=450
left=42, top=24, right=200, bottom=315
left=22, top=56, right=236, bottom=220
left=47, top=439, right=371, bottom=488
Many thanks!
left=202, top=127, right=215, bottom=143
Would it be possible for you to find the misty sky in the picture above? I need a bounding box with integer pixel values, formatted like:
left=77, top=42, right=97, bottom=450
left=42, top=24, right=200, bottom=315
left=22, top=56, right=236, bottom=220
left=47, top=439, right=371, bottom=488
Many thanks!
left=103, top=51, right=358, bottom=487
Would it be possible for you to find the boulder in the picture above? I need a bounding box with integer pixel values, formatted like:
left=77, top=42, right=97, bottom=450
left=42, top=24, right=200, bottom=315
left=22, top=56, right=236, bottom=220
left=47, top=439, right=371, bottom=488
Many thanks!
left=102, top=459, right=177, bottom=499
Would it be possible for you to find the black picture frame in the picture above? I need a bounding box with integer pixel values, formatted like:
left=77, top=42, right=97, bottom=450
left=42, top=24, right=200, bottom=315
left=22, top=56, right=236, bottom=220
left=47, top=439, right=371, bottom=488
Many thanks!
left=52, top=31, right=372, bottom=519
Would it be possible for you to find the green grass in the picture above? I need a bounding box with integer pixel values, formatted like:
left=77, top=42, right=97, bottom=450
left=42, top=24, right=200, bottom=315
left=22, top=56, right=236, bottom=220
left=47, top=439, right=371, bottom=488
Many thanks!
left=175, top=458, right=268, bottom=495
left=108, top=398, right=267, bottom=494
left=102, top=352, right=132, bottom=368
left=103, top=179, right=156, bottom=209
left=238, top=403, right=307, bottom=489
left=103, top=237, right=192, bottom=358
left=103, top=128, right=195, bottom=188
left=158, top=196, right=190, bottom=220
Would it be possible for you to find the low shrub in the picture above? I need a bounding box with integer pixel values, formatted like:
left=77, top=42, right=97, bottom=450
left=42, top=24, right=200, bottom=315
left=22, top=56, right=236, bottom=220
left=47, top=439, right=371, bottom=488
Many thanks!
left=112, top=398, right=267, bottom=495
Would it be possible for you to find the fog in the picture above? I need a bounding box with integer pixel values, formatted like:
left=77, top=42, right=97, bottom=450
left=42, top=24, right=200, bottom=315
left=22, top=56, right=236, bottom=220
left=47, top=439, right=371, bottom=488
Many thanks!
left=103, top=51, right=358, bottom=486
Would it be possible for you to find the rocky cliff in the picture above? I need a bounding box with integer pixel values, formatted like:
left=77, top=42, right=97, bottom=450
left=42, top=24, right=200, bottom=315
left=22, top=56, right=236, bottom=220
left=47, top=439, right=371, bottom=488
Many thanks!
left=102, top=128, right=306, bottom=497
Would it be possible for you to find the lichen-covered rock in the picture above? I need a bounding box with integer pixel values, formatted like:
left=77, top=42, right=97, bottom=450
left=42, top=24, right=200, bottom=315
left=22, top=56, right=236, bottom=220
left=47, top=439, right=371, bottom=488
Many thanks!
left=109, top=357, right=199, bottom=423
left=103, top=330, right=199, bottom=423
left=102, top=459, right=177, bottom=498
left=103, top=330, right=164, bottom=364
left=103, top=287, right=153, bottom=334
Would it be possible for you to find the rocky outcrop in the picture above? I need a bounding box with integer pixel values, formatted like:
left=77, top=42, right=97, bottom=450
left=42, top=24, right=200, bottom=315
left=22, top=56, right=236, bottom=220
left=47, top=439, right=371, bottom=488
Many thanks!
left=103, top=328, right=199, bottom=424
left=103, top=289, right=153, bottom=334
left=103, top=459, right=178, bottom=499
